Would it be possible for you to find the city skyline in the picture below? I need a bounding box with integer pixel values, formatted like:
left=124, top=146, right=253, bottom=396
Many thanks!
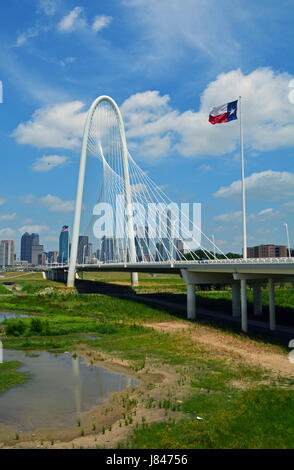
left=0, top=1, right=293, bottom=256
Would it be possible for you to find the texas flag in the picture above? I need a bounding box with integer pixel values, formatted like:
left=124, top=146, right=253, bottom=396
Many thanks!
left=209, top=100, right=238, bottom=125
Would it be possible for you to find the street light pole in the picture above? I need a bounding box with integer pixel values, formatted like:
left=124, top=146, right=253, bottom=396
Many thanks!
left=284, top=222, right=291, bottom=257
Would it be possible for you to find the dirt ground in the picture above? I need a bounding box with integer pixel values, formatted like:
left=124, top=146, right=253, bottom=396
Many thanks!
left=146, top=321, right=294, bottom=377
left=1, top=319, right=293, bottom=449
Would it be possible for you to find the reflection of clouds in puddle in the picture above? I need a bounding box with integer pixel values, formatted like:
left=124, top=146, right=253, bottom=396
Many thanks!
left=0, top=350, right=138, bottom=431
left=72, top=357, right=82, bottom=415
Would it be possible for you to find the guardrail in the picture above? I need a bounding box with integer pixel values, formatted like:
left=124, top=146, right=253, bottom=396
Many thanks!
left=40, top=257, right=294, bottom=269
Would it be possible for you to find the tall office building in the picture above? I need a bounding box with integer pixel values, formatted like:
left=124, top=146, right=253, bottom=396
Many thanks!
left=31, top=244, right=44, bottom=265
left=100, top=236, right=114, bottom=262
left=21, top=232, right=32, bottom=262
left=20, top=232, right=43, bottom=265
left=135, top=225, right=149, bottom=261
left=58, top=226, right=69, bottom=263
left=31, top=233, right=40, bottom=246
left=31, top=233, right=43, bottom=265
left=0, top=240, right=15, bottom=267
left=155, top=241, right=165, bottom=261
left=160, top=209, right=173, bottom=261
left=175, top=239, right=184, bottom=260
left=77, top=235, right=89, bottom=264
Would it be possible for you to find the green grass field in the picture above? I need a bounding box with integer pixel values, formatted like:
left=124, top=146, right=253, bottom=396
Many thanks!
left=0, top=272, right=294, bottom=448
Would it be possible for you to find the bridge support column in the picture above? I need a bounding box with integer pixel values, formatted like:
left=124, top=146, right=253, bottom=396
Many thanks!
left=240, top=279, right=248, bottom=333
left=268, top=278, right=276, bottom=331
left=232, top=283, right=241, bottom=317
left=187, top=283, right=196, bottom=320
left=253, top=284, right=262, bottom=316
left=131, top=272, right=139, bottom=287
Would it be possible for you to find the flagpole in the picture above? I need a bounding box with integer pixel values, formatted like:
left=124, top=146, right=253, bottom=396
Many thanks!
left=239, top=95, right=247, bottom=259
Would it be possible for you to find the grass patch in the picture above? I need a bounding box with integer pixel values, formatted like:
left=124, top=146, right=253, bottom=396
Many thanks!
left=0, top=284, right=9, bottom=294
left=126, top=387, right=294, bottom=449
left=1, top=275, right=294, bottom=448
left=0, top=361, right=29, bottom=393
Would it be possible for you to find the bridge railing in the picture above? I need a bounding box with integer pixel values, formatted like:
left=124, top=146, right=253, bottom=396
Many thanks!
left=41, top=257, right=294, bottom=269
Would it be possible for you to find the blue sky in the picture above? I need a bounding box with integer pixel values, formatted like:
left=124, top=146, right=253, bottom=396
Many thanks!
left=0, top=0, right=293, bottom=257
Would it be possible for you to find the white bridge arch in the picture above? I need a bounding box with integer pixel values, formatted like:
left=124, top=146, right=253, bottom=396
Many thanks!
left=67, top=95, right=138, bottom=287
left=67, top=95, right=227, bottom=288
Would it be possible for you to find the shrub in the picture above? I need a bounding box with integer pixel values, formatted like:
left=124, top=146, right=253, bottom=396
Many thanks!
left=30, top=318, right=43, bottom=333
left=5, top=319, right=26, bottom=336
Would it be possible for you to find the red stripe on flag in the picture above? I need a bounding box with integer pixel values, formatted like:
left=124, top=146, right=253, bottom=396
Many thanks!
left=209, top=112, right=228, bottom=125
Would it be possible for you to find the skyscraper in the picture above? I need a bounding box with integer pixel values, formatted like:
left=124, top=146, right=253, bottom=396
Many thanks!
left=0, top=240, right=15, bottom=267
left=77, top=235, right=88, bottom=264
left=58, top=226, right=69, bottom=263
left=100, top=236, right=114, bottom=262
left=31, top=234, right=43, bottom=265
left=135, top=225, right=149, bottom=261
left=20, top=232, right=43, bottom=265
left=21, top=232, right=32, bottom=262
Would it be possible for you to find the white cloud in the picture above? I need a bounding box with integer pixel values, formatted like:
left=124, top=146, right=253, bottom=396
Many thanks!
left=20, top=194, right=36, bottom=204
left=92, top=15, right=112, bottom=32
left=12, top=101, right=86, bottom=149
left=32, top=155, right=69, bottom=172
left=39, top=194, right=75, bottom=212
left=59, top=57, right=76, bottom=67
left=16, top=27, right=40, bottom=47
left=18, top=225, right=49, bottom=233
left=253, top=208, right=280, bottom=221
left=11, top=68, right=294, bottom=160
left=58, top=7, right=112, bottom=34
left=214, top=170, right=294, bottom=201
left=58, top=7, right=86, bottom=32
left=0, top=227, right=16, bottom=237
left=121, top=68, right=294, bottom=160
left=0, top=198, right=6, bottom=206
left=38, top=0, right=58, bottom=16
left=214, top=207, right=280, bottom=224
left=20, top=193, right=74, bottom=212
left=123, top=0, right=241, bottom=66
left=214, top=211, right=242, bottom=223
left=0, top=213, right=16, bottom=222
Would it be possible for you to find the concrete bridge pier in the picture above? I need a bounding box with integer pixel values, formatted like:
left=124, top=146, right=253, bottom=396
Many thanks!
left=240, top=279, right=248, bottom=333
left=232, top=282, right=241, bottom=317
left=181, top=270, right=196, bottom=320
left=253, top=284, right=262, bottom=316
left=268, top=278, right=276, bottom=331
left=131, top=272, right=139, bottom=287
left=187, top=283, right=196, bottom=320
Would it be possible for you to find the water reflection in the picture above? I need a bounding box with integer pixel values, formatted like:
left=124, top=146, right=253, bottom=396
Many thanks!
left=0, top=350, right=137, bottom=431
left=0, top=313, right=29, bottom=323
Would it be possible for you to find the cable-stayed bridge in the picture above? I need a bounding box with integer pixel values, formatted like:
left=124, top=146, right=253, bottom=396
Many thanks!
left=44, top=95, right=294, bottom=333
